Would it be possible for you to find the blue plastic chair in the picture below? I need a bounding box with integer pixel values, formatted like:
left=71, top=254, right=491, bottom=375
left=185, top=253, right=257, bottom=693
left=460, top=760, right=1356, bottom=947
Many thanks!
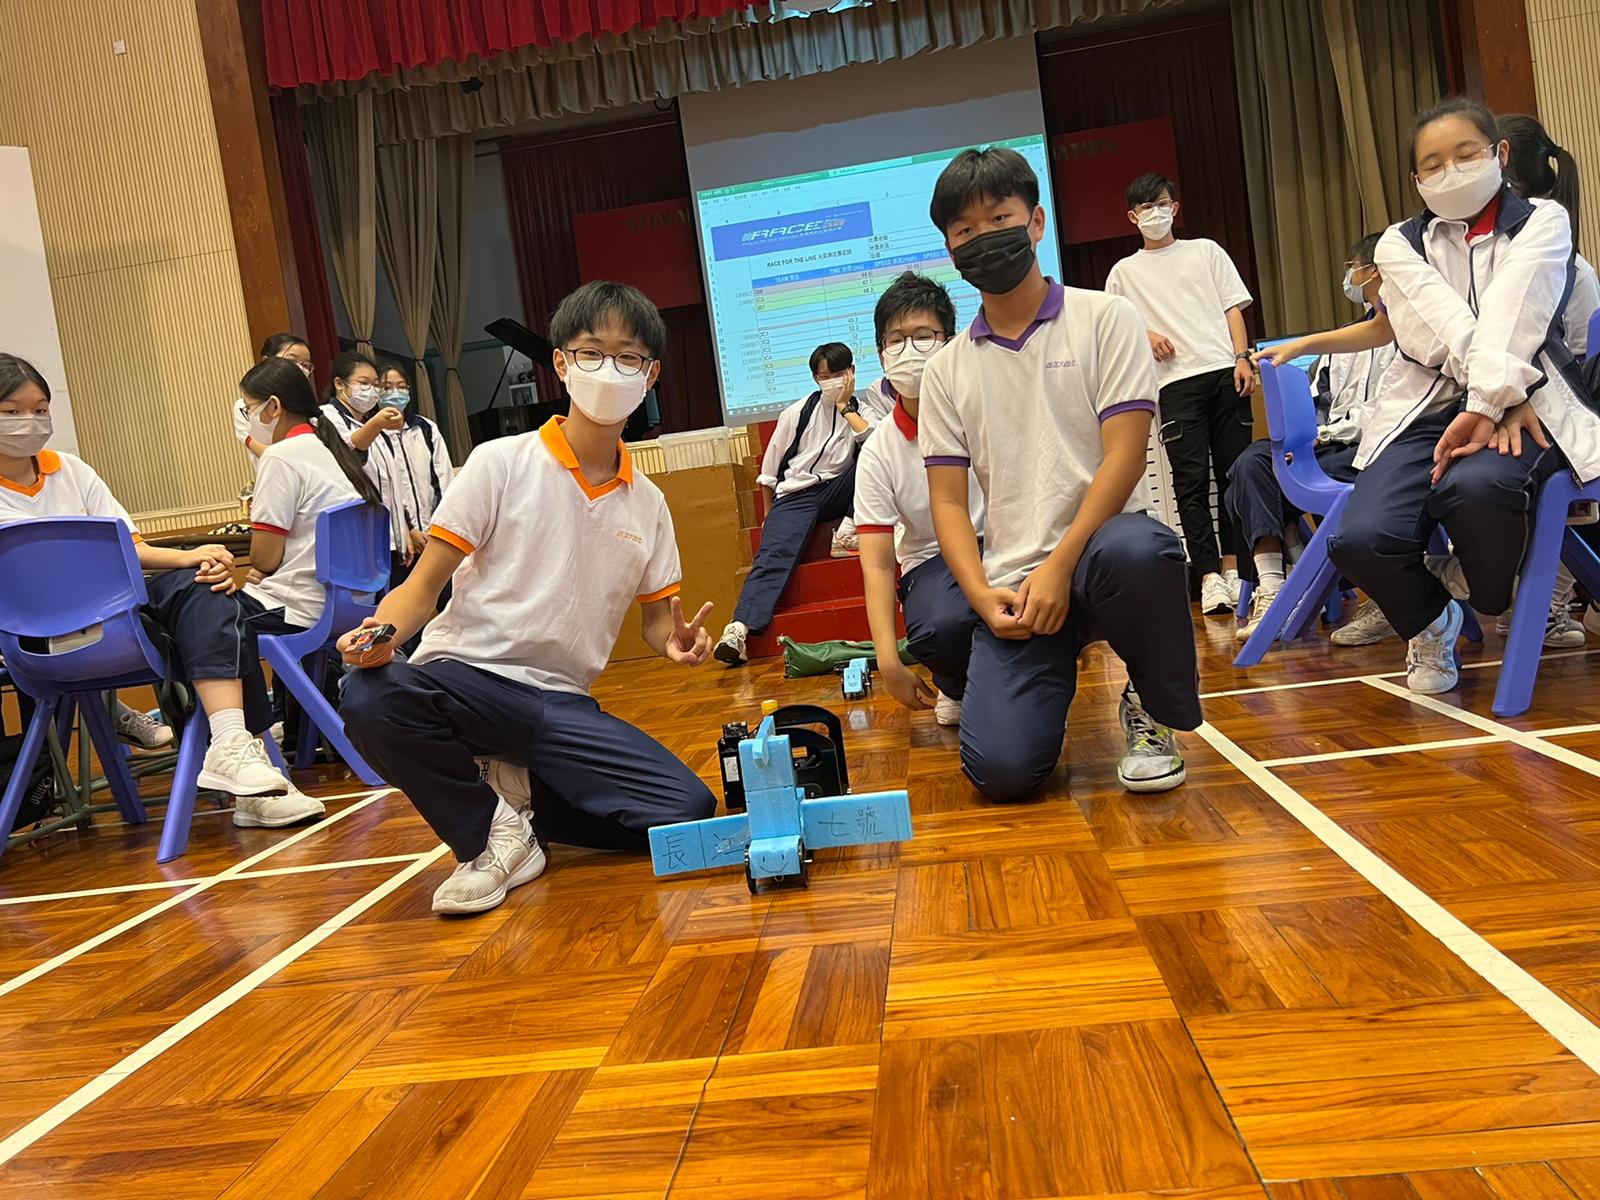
left=0, top=518, right=191, bottom=860
left=1233, top=363, right=1364, bottom=666
left=1234, top=362, right=1481, bottom=666
left=255, top=500, right=388, bottom=784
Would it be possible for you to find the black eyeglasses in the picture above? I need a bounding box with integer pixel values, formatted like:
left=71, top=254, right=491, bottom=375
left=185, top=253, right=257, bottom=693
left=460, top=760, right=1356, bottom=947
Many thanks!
left=881, top=330, right=947, bottom=357
left=563, top=348, right=654, bottom=377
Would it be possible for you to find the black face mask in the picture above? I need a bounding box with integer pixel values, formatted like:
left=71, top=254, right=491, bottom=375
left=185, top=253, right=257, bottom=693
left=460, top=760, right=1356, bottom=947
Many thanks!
left=950, top=225, right=1036, bottom=296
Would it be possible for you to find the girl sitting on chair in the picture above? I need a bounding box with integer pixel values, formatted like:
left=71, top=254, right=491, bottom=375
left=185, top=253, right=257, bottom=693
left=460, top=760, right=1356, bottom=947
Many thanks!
left=0, top=353, right=318, bottom=826
left=1321, top=98, right=1600, bottom=695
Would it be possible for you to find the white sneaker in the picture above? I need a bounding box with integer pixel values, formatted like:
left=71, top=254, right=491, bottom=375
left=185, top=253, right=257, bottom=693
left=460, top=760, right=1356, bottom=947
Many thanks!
left=1224, top=569, right=1242, bottom=606
left=1117, top=685, right=1185, bottom=793
left=269, top=721, right=285, bottom=745
left=1331, top=598, right=1397, bottom=646
left=1424, top=554, right=1471, bottom=601
left=198, top=730, right=291, bottom=796
left=934, top=692, right=961, bottom=727
left=1498, top=584, right=1587, bottom=648
left=432, top=799, right=546, bottom=915
left=115, top=705, right=173, bottom=750
left=477, top=758, right=533, bottom=816
left=714, top=621, right=749, bottom=666
left=830, top=522, right=860, bottom=557
left=1406, top=602, right=1464, bottom=694
left=233, top=784, right=325, bottom=828
left=1236, top=586, right=1280, bottom=642
left=1200, top=573, right=1233, bottom=615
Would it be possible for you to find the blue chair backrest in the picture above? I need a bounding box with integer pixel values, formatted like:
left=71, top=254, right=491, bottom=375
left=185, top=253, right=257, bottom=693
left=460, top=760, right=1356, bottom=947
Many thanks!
left=1259, top=360, right=1319, bottom=457
left=0, top=517, right=165, bottom=695
left=309, top=501, right=390, bottom=642
left=1589, top=308, right=1599, bottom=361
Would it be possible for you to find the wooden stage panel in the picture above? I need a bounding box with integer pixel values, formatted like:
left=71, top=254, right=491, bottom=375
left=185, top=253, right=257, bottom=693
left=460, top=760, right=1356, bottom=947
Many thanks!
left=0, top=616, right=1598, bottom=1195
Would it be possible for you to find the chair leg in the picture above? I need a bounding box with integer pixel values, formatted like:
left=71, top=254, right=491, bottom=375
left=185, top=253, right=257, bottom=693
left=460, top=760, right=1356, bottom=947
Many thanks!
left=0, top=699, right=58, bottom=854
left=78, top=696, right=148, bottom=825
left=1459, top=605, right=1484, bottom=644
left=157, top=702, right=209, bottom=864
left=260, top=642, right=384, bottom=787
left=263, top=730, right=290, bottom=773
left=1234, top=510, right=1344, bottom=668
left=1561, top=528, right=1600, bottom=601
left=1493, top=493, right=1569, bottom=716
left=294, top=653, right=322, bottom=771
left=1235, top=578, right=1253, bottom=620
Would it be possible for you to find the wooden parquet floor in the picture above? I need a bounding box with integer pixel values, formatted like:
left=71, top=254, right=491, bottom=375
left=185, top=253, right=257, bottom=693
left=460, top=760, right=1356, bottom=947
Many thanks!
left=2, top=610, right=1599, bottom=1197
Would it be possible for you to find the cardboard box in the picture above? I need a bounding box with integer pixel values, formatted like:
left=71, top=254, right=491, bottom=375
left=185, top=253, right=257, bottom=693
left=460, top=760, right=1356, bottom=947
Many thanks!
left=608, top=463, right=749, bottom=665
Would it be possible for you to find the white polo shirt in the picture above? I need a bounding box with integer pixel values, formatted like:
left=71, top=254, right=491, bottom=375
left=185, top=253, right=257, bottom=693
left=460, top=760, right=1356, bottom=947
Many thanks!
left=413, top=417, right=682, bottom=696
left=0, top=451, right=141, bottom=538
left=1105, top=238, right=1252, bottom=386
left=919, top=282, right=1158, bottom=591
left=246, top=426, right=365, bottom=628
left=854, top=388, right=985, bottom=574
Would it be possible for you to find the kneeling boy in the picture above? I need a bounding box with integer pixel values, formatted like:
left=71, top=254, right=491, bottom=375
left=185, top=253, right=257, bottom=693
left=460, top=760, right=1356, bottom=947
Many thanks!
left=339, top=282, right=718, bottom=915
left=921, top=148, right=1201, bottom=800
left=854, top=271, right=983, bottom=727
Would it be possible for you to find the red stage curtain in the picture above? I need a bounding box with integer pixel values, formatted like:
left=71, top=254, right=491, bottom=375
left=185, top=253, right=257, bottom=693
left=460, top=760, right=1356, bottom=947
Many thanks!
left=1038, top=10, right=1263, bottom=335
left=500, top=114, right=721, bottom=433
left=269, top=92, right=341, bottom=388
left=262, top=0, right=751, bottom=90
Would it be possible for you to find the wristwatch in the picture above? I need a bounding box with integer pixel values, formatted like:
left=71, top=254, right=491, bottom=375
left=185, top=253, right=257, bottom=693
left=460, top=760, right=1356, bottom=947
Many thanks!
left=1235, top=351, right=1254, bottom=362
left=843, top=397, right=860, bottom=414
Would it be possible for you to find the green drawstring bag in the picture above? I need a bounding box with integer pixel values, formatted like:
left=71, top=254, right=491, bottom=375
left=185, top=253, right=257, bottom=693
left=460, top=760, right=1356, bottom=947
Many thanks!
left=779, top=636, right=916, bottom=679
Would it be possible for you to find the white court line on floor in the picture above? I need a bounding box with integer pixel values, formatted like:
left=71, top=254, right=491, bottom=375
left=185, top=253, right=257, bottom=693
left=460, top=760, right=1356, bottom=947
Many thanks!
left=1528, top=721, right=1600, bottom=740
left=1199, top=647, right=1599, bottom=700
left=1255, top=733, right=1505, bottom=769
left=0, top=877, right=204, bottom=908
left=0, top=843, right=451, bottom=1167
left=0, top=789, right=394, bottom=999
left=1194, top=721, right=1600, bottom=1074
left=231, top=853, right=429, bottom=881
left=1363, top=676, right=1600, bottom=782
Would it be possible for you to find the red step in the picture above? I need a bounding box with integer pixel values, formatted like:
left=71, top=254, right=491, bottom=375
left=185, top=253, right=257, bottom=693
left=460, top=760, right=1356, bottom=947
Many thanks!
left=747, top=598, right=879, bottom=659
left=771, top=556, right=865, bottom=607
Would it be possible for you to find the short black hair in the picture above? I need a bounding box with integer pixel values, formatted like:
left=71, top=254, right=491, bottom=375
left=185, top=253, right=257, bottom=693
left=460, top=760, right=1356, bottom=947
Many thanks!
left=1127, top=172, right=1177, bottom=209
left=258, top=332, right=309, bottom=360
left=324, top=350, right=378, bottom=403
left=0, top=353, right=50, bottom=405
left=809, top=342, right=853, bottom=376
left=929, top=147, right=1040, bottom=233
left=548, top=281, right=667, bottom=360
left=1410, top=96, right=1498, bottom=170
left=1348, top=232, right=1382, bottom=266
left=874, top=272, right=957, bottom=348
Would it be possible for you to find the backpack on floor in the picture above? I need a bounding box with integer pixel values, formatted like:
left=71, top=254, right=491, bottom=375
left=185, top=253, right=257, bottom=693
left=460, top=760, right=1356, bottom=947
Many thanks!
left=779, top=637, right=915, bottom=679
left=0, top=733, right=57, bottom=832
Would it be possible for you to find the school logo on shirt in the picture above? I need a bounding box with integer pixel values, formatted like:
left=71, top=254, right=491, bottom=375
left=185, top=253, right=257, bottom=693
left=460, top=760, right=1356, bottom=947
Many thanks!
left=1045, top=359, right=1078, bottom=370
left=616, top=529, right=645, bottom=545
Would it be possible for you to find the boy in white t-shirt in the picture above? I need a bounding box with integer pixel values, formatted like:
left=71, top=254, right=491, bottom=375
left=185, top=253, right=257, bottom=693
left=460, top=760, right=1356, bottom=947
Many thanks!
left=713, top=343, right=891, bottom=665
left=338, top=283, right=719, bottom=916
left=853, top=272, right=984, bottom=728
left=1105, top=172, right=1255, bottom=616
left=920, top=148, right=1200, bottom=802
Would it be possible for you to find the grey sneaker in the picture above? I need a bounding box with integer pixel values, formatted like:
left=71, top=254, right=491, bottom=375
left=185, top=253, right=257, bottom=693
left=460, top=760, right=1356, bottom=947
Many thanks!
left=1330, top=598, right=1397, bottom=646
left=714, top=621, right=749, bottom=666
left=1117, top=685, right=1185, bottom=794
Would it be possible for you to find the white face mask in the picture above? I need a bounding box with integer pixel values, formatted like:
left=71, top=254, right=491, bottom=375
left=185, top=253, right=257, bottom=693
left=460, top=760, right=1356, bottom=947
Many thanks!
left=1137, top=204, right=1174, bottom=241
left=883, top=344, right=934, bottom=399
left=1417, top=154, right=1503, bottom=222
left=562, top=355, right=649, bottom=424
left=345, top=383, right=381, bottom=415
left=0, top=412, right=52, bottom=458
left=819, top=377, right=848, bottom=404
left=246, top=399, right=280, bottom=449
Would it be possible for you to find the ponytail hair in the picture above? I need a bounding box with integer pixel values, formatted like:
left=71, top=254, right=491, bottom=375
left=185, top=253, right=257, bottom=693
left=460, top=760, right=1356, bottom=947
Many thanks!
left=239, top=357, right=382, bottom=508
left=1501, top=112, right=1582, bottom=251
left=324, top=349, right=378, bottom=406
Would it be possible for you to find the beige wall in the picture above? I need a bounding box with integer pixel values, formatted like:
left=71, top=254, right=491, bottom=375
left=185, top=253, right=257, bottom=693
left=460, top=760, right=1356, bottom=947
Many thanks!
left=0, top=0, right=253, bottom=531
left=1527, top=0, right=1600, bottom=258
